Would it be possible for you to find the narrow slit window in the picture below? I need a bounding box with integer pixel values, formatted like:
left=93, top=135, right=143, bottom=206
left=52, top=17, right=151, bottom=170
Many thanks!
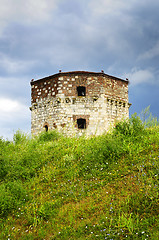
left=44, top=125, right=48, bottom=132
left=77, top=118, right=86, bottom=129
left=77, top=86, right=86, bottom=96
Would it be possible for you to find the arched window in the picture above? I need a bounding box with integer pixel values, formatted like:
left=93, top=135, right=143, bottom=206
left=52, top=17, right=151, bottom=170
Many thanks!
left=77, top=118, right=86, bottom=129
left=77, top=86, right=86, bottom=96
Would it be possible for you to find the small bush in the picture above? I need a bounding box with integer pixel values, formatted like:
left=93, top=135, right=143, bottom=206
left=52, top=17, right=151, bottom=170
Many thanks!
left=115, top=113, right=144, bottom=137
left=114, top=120, right=132, bottom=136
left=38, top=130, right=61, bottom=142
left=130, top=113, right=144, bottom=135
left=13, top=130, right=29, bottom=145
left=140, top=106, right=159, bottom=127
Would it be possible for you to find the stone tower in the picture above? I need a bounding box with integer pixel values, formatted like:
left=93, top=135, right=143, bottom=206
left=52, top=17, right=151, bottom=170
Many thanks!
left=30, top=71, right=130, bottom=136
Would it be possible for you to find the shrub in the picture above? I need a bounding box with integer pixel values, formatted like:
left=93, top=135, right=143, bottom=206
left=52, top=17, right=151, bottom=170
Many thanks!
left=130, top=113, right=144, bottom=135
left=114, top=120, right=132, bottom=136
left=140, top=106, right=159, bottom=127
left=38, top=130, right=61, bottom=142
left=13, top=130, right=29, bottom=145
left=114, top=113, right=144, bottom=137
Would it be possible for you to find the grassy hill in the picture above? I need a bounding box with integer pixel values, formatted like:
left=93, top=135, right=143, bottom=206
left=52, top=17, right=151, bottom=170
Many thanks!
left=0, top=114, right=158, bottom=239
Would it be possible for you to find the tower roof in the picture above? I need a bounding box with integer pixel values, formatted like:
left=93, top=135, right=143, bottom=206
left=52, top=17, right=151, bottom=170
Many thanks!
left=30, top=71, right=129, bottom=85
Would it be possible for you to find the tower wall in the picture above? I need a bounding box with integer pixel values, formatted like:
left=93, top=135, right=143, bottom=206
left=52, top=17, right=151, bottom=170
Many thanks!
left=30, top=71, right=130, bottom=136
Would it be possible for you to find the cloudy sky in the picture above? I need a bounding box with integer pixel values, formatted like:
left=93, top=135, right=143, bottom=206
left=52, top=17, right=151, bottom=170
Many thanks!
left=0, top=0, right=159, bottom=139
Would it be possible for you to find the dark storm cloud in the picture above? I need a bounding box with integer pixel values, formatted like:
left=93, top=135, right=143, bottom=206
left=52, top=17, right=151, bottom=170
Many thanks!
left=0, top=0, right=159, bottom=138
left=1, top=0, right=158, bottom=76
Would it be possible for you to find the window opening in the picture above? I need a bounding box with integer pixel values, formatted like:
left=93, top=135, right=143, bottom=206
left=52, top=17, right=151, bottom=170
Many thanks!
left=93, top=96, right=98, bottom=102
left=77, top=118, right=86, bottom=129
left=77, top=86, right=86, bottom=96
left=44, top=125, right=48, bottom=132
left=57, top=99, right=61, bottom=104
left=65, top=98, right=71, bottom=103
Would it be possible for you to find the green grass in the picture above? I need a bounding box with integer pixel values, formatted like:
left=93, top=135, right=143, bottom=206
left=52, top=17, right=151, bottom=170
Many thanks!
left=0, top=114, right=158, bottom=239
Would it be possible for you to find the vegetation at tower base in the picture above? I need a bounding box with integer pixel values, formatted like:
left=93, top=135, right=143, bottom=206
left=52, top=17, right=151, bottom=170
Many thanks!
left=0, top=114, right=159, bottom=239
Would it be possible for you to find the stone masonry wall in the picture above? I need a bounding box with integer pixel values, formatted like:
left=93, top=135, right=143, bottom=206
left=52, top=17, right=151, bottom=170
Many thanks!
left=30, top=71, right=130, bottom=136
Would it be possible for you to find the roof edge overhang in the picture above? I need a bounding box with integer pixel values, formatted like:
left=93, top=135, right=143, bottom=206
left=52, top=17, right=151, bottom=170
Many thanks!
left=30, top=71, right=129, bottom=85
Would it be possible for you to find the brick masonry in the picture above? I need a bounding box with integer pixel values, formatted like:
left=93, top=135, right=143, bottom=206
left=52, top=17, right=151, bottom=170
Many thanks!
left=30, top=71, right=131, bottom=136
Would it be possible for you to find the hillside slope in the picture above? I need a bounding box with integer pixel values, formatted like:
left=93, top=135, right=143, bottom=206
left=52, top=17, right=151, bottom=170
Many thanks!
left=0, top=116, right=159, bottom=239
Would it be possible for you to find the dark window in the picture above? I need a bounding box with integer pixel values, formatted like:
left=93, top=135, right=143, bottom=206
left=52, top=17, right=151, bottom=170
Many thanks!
left=65, top=98, right=70, bottom=103
left=44, top=125, right=48, bottom=132
left=77, top=118, right=86, bottom=129
left=77, top=86, right=86, bottom=96
left=93, top=97, right=98, bottom=102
